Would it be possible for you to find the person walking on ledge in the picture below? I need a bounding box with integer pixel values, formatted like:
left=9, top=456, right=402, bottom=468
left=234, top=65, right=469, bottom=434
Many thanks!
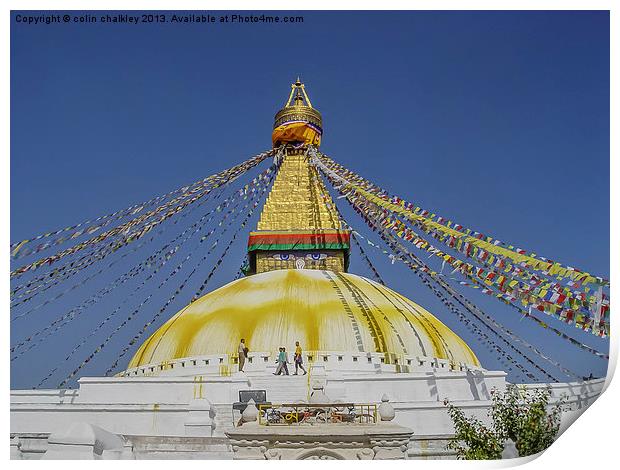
left=274, top=347, right=290, bottom=375
left=274, top=347, right=283, bottom=375
left=238, top=338, right=248, bottom=372
left=293, top=341, right=307, bottom=375
left=281, top=347, right=290, bottom=375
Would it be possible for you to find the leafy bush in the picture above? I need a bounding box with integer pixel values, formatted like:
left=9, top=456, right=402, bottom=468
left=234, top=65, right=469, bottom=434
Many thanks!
left=445, top=385, right=565, bottom=460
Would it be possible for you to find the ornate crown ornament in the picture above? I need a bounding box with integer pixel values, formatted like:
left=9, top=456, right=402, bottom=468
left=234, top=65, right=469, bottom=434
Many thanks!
left=272, top=78, right=323, bottom=148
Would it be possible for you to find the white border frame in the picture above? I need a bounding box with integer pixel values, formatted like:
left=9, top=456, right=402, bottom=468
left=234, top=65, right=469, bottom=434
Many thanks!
left=3, top=1, right=616, bottom=468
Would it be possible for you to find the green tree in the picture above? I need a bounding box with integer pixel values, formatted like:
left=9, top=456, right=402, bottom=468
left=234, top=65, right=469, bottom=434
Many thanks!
left=445, top=401, right=503, bottom=459
left=445, top=385, right=565, bottom=460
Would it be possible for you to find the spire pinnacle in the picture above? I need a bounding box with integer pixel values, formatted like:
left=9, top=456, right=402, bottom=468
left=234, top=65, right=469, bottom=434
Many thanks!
left=285, top=77, right=312, bottom=108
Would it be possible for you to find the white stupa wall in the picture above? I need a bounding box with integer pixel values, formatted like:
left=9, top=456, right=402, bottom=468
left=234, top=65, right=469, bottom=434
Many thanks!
left=11, top=363, right=605, bottom=450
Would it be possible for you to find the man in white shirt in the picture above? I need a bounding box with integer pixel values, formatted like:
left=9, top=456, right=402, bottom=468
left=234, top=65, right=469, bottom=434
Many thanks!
left=238, top=339, right=247, bottom=372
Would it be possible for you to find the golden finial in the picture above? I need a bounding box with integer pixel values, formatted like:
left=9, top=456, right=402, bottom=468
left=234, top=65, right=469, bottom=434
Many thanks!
left=272, top=78, right=323, bottom=148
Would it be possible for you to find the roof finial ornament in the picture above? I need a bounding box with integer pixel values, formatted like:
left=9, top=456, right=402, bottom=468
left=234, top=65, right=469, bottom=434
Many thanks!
left=272, top=78, right=323, bottom=148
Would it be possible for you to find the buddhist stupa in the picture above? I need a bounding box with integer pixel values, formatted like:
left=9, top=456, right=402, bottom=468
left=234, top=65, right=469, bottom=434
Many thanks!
left=11, top=79, right=600, bottom=462
left=126, top=79, right=480, bottom=373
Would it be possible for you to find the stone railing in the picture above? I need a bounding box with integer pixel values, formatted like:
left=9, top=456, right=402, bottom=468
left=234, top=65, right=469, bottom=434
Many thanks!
left=120, top=351, right=484, bottom=377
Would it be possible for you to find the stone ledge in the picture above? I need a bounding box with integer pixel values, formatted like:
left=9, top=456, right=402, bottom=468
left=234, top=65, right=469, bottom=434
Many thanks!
left=226, top=422, right=413, bottom=460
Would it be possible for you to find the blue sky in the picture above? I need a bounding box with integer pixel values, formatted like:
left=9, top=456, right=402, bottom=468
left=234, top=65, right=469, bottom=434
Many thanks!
left=10, top=10, right=609, bottom=388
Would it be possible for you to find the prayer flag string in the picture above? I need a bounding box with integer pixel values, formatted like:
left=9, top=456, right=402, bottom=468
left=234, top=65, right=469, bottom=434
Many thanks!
left=310, top=163, right=541, bottom=380
left=11, top=181, right=229, bottom=315
left=351, top=223, right=607, bottom=360
left=37, top=173, right=274, bottom=388
left=311, top=149, right=609, bottom=337
left=11, top=150, right=273, bottom=279
left=323, top=188, right=607, bottom=360
left=326, top=173, right=605, bottom=377
left=12, top=165, right=276, bottom=364
left=10, top=151, right=273, bottom=259
left=317, top=152, right=608, bottom=288
left=352, top=212, right=566, bottom=382
left=57, top=165, right=277, bottom=387
left=100, top=165, right=278, bottom=381
left=10, top=151, right=270, bottom=300
left=319, top=163, right=591, bottom=381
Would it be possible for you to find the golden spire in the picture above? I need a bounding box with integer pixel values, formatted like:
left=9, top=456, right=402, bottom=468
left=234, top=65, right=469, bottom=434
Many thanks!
left=246, top=81, right=349, bottom=274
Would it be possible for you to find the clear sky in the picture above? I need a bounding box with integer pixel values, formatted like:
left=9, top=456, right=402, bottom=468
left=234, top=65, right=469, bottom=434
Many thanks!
left=10, top=10, right=609, bottom=388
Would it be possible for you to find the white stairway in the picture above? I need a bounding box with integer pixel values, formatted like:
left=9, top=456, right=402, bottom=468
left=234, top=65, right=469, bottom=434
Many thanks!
left=245, top=371, right=310, bottom=403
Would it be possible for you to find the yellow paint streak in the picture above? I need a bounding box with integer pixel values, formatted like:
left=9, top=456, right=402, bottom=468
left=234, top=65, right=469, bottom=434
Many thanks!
left=151, top=403, right=160, bottom=431
left=193, top=376, right=204, bottom=399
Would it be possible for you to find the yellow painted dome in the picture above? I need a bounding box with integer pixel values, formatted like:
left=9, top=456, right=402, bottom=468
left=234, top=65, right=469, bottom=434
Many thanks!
left=127, top=269, right=479, bottom=369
